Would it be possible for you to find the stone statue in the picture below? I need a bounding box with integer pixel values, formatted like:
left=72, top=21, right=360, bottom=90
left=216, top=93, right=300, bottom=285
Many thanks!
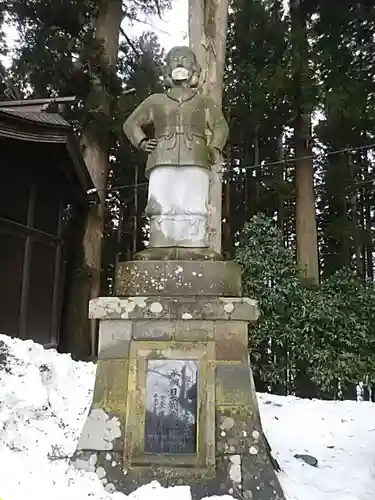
left=123, top=46, right=229, bottom=258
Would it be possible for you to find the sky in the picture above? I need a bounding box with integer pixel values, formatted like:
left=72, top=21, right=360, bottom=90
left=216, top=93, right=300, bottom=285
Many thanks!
left=1, top=0, right=189, bottom=68
left=125, top=0, right=188, bottom=50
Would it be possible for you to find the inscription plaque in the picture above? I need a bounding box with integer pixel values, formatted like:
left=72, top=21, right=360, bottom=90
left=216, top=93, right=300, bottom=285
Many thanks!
left=144, top=359, right=198, bottom=454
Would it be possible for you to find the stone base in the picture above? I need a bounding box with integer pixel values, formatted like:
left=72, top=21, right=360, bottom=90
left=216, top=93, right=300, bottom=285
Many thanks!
left=73, top=296, right=285, bottom=500
left=135, top=247, right=223, bottom=262
left=116, top=260, right=242, bottom=296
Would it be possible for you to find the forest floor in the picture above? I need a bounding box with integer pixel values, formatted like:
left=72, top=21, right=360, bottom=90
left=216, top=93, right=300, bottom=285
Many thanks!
left=0, top=334, right=374, bottom=500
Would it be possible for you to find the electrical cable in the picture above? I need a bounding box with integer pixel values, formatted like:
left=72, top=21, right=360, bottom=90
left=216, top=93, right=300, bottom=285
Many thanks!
left=86, top=141, right=375, bottom=195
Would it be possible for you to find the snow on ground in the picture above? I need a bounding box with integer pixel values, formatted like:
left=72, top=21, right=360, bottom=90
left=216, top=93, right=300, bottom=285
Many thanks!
left=0, top=334, right=374, bottom=500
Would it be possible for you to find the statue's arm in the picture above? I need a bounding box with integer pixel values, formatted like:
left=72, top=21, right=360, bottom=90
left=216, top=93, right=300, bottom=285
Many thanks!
left=123, top=96, right=154, bottom=149
left=207, top=98, right=229, bottom=152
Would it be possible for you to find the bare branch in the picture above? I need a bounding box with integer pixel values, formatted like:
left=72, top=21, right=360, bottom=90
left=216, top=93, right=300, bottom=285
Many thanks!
left=120, top=27, right=140, bottom=56
left=124, top=13, right=171, bottom=37
left=153, top=0, right=162, bottom=18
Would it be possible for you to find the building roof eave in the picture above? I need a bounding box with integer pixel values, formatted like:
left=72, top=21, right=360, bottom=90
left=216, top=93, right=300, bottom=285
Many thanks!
left=0, top=107, right=99, bottom=205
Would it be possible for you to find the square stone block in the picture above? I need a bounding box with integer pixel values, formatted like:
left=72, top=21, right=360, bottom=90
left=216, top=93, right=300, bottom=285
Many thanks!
left=241, top=455, right=284, bottom=500
left=98, top=320, right=132, bottom=359
left=132, top=320, right=175, bottom=340
left=216, top=406, right=264, bottom=454
left=175, top=320, right=214, bottom=341
left=92, top=358, right=128, bottom=414
left=214, top=321, right=249, bottom=361
left=215, top=363, right=252, bottom=406
left=76, top=407, right=125, bottom=452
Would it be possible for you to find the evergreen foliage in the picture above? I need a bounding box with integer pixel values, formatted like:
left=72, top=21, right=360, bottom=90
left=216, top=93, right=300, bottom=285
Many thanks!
left=236, top=214, right=375, bottom=399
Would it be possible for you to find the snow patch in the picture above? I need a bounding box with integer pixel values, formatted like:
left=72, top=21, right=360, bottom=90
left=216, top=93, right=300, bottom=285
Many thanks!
left=0, top=334, right=375, bottom=500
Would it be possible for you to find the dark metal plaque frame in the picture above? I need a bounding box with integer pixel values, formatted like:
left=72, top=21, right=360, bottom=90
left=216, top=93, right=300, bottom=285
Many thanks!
left=125, top=341, right=215, bottom=469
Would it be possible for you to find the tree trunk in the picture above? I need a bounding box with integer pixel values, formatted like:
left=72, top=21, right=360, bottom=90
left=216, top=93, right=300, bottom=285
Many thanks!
left=277, top=133, right=285, bottom=239
left=365, top=193, right=373, bottom=280
left=364, top=152, right=373, bottom=280
left=63, top=0, right=122, bottom=359
left=290, top=0, right=319, bottom=285
left=223, top=131, right=232, bottom=259
left=358, top=187, right=366, bottom=279
left=254, top=130, right=261, bottom=210
left=189, top=0, right=229, bottom=254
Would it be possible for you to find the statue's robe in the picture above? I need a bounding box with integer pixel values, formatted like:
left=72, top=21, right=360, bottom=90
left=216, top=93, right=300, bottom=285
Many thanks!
left=123, top=87, right=228, bottom=248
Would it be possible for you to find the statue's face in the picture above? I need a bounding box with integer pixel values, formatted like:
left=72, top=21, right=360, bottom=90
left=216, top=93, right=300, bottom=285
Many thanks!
left=166, top=47, right=196, bottom=84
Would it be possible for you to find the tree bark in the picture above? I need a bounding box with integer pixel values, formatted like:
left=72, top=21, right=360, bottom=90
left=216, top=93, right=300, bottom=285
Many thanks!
left=277, top=133, right=285, bottom=239
left=290, top=0, right=319, bottom=284
left=63, top=0, right=122, bottom=359
left=364, top=147, right=373, bottom=280
left=294, top=116, right=319, bottom=284
left=189, top=0, right=229, bottom=254
left=223, top=129, right=231, bottom=259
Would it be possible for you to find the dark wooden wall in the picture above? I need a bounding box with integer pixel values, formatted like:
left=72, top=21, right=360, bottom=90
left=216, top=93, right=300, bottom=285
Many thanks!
left=0, top=139, right=75, bottom=347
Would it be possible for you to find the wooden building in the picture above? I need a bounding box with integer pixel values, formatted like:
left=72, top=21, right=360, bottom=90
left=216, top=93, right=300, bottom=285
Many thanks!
left=0, top=97, right=96, bottom=351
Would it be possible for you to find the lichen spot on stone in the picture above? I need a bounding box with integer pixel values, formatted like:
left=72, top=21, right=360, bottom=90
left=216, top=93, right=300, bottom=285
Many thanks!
left=221, top=416, right=235, bottom=430
left=105, top=483, right=115, bottom=493
left=182, top=312, right=193, bottom=320
left=252, top=430, right=260, bottom=440
left=133, top=296, right=147, bottom=308
left=150, top=302, right=163, bottom=314
left=119, top=299, right=136, bottom=319
left=249, top=446, right=258, bottom=455
left=229, top=454, right=242, bottom=484
left=224, top=302, right=235, bottom=314
left=96, top=467, right=106, bottom=479
left=74, top=453, right=97, bottom=473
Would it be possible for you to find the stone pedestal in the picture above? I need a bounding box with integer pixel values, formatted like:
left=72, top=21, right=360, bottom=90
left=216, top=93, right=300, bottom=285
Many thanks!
left=73, top=260, right=285, bottom=500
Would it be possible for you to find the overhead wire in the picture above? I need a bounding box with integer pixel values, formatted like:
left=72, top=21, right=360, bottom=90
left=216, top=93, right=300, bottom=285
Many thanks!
left=87, top=141, right=375, bottom=195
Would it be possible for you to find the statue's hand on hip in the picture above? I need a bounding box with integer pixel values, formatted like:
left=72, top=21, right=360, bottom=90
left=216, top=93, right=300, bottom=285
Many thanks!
left=140, top=138, right=157, bottom=153
left=209, top=147, right=221, bottom=165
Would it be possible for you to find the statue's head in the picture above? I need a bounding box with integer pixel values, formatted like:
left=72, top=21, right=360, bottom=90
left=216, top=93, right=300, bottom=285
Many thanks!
left=164, top=46, right=201, bottom=88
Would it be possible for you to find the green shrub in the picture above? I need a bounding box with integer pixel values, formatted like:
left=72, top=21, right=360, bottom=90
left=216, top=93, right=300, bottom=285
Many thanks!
left=235, top=215, right=375, bottom=399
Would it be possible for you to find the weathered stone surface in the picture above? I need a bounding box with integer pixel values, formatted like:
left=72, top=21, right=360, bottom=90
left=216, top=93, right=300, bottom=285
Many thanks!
left=73, top=450, right=219, bottom=495
left=174, top=320, right=214, bottom=341
left=92, top=359, right=128, bottom=413
left=77, top=408, right=123, bottom=452
left=89, top=296, right=259, bottom=322
left=135, top=246, right=223, bottom=261
left=215, top=363, right=253, bottom=406
left=76, top=288, right=284, bottom=499
left=132, top=320, right=175, bottom=340
left=98, top=320, right=132, bottom=359
left=214, top=321, right=248, bottom=361
left=116, top=261, right=242, bottom=297
left=216, top=406, right=264, bottom=454
left=73, top=447, right=284, bottom=500
left=241, top=455, right=285, bottom=500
